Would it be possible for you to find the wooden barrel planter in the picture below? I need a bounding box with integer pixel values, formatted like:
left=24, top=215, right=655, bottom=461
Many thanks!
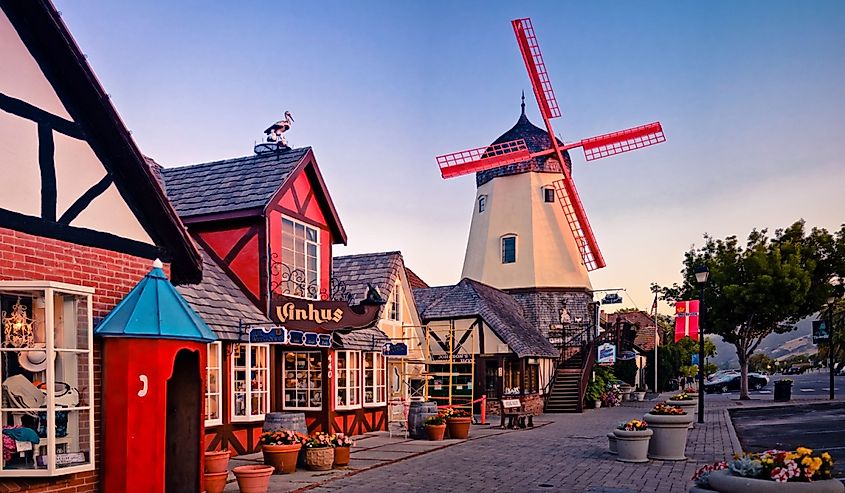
left=408, top=401, right=438, bottom=439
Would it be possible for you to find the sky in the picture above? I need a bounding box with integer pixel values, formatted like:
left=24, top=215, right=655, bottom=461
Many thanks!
left=55, top=1, right=845, bottom=313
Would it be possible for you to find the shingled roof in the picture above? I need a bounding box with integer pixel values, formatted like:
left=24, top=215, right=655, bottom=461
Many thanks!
left=332, top=251, right=405, bottom=315
left=604, top=310, right=661, bottom=351
left=176, top=243, right=272, bottom=340
left=414, top=278, right=558, bottom=358
left=161, top=147, right=309, bottom=218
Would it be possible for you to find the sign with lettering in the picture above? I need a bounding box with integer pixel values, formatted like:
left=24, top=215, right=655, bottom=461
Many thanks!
left=248, top=326, right=332, bottom=347
left=812, top=320, right=830, bottom=343
left=249, top=326, right=288, bottom=344
left=597, top=343, right=616, bottom=365
left=382, top=342, right=408, bottom=357
left=270, top=294, right=382, bottom=330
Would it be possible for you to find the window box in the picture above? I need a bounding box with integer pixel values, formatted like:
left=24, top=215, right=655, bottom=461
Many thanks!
left=231, top=343, right=269, bottom=422
left=282, top=351, right=323, bottom=411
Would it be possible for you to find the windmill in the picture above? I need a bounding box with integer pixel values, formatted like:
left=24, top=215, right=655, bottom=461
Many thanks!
left=436, top=18, right=665, bottom=272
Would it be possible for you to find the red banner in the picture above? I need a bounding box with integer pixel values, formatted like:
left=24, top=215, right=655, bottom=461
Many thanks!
left=674, top=300, right=700, bottom=342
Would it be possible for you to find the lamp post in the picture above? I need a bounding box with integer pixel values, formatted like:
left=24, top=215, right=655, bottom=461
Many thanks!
left=694, top=265, right=710, bottom=424
left=828, top=296, right=836, bottom=401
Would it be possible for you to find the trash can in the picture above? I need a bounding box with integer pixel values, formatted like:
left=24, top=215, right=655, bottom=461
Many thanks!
left=774, top=379, right=792, bottom=402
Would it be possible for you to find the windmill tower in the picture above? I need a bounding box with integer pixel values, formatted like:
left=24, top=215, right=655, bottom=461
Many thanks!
left=436, top=18, right=666, bottom=337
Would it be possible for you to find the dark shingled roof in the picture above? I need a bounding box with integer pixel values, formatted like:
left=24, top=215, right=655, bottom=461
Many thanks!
left=332, top=251, right=405, bottom=317
left=414, top=278, right=558, bottom=358
left=176, top=243, right=272, bottom=340
left=161, top=147, right=310, bottom=218
left=333, top=327, right=391, bottom=351
left=476, top=104, right=572, bottom=187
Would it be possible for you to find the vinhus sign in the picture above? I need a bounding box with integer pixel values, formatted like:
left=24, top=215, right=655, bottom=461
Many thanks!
left=269, top=292, right=383, bottom=330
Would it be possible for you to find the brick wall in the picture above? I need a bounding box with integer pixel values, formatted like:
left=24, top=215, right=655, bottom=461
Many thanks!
left=0, top=226, right=168, bottom=493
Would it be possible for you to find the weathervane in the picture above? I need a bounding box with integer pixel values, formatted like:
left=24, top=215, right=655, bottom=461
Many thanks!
left=264, top=111, right=295, bottom=148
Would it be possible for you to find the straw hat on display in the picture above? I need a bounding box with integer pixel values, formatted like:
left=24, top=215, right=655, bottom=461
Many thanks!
left=18, top=344, right=48, bottom=373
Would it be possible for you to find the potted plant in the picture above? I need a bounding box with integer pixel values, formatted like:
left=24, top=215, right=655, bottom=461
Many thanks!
left=204, top=449, right=230, bottom=473
left=643, top=402, right=692, bottom=461
left=304, top=432, right=335, bottom=471
left=691, top=448, right=842, bottom=493
left=202, top=470, right=229, bottom=493
left=667, top=392, right=698, bottom=428
left=633, top=387, right=647, bottom=401
left=442, top=408, right=472, bottom=439
left=601, top=388, right=621, bottom=408
left=607, top=432, right=617, bottom=454
left=331, top=433, right=354, bottom=468
left=259, top=429, right=303, bottom=475
left=613, top=419, right=652, bottom=463
left=586, top=373, right=605, bottom=408
left=424, top=414, right=446, bottom=441
left=684, top=386, right=699, bottom=399
left=233, top=464, right=274, bottom=493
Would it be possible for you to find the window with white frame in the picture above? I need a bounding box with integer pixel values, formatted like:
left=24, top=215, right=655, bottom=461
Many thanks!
left=280, top=216, right=321, bottom=300
left=231, top=343, right=269, bottom=421
left=501, top=235, right=517, bottom=264
left=0, top=283, right=94, bottom=477
left=205, top=342, right=222, bottom=426
left=282, top=351, right=323, bottom=410
left=335, top=351, right=361, bottom=410
left=388, top=285, right=401, bottom=321
left=363, top=352, right=386, bottom=406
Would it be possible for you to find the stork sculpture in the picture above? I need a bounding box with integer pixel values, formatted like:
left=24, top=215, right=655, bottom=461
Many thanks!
left=264, top=111, right=295, bottom=148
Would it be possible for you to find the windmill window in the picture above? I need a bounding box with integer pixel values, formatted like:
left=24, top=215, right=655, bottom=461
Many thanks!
left=478, top=195, right=487, bottom=213
left=544, top=187, right=555, bottom=203
left=501, top=235, right=517, bottom=264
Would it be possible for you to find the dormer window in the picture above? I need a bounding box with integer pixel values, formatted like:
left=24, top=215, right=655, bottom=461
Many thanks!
left=478, top=195, right=487, bottom=213
left=501, top=235, right=517, bottom=264
left=544, top=187, right=555, bottom=203
left=280, top=216, right=320, bottom=299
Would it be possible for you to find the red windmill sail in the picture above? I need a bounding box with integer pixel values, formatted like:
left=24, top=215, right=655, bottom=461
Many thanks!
left=435, top=17, right=666, bottom=271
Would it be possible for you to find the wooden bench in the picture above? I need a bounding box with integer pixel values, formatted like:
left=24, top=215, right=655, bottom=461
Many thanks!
left=499, top=398, right=533, bottom=429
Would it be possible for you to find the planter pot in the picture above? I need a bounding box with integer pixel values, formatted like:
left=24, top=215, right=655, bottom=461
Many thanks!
left=634, top=391, right=646, bottom=401
left=706, top=469, right=845, bottom=493
left=593, top=400, right=602, bottom=409
left=687, top=392, right=699, bottom=399
left=233, top=465, right=273, bottom=493
left=334, top=446, right=351, bottom=468
left=667, top=399, right=698, bottom=428
left=607, top=432, right=617, bottom=454
left=202, top=470, right=228, bottom=493
left=204, top=449, right=230, bottom=473
left=426, top=423, right=446, bottom=441
left=613, top=428, right=653, bottom=463
left=643, top=412, right=693, bottom=460
left=446, top=417, right=471, bottom=439
left=262, top=443, right=301, bottom=474
left=305, top=446, right=334, bottom=471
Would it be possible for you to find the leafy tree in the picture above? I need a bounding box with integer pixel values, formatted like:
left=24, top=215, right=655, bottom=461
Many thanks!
left=654, top=221, right=845, bottom=399
left=748, top=352, right=775, bottom=373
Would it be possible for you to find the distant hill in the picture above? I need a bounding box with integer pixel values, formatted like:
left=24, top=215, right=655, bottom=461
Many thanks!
left=708, top=316, right=818, bottom=369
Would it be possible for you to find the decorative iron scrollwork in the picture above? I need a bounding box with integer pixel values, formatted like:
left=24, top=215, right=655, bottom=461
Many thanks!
left=270, top=253, right=354, bottom=303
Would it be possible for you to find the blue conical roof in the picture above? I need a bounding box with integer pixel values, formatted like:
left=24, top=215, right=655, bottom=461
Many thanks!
left=95, top=263, right=217, bottom=342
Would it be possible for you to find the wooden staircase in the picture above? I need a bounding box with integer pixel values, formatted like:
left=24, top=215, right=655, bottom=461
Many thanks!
left=544, top=333, right=596, bottom=413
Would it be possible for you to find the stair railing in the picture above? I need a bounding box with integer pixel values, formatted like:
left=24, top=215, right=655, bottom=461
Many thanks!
left=543, top=322, right=595, bottom=411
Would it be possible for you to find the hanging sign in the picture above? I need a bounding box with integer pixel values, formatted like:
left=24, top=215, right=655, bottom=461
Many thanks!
left=674, top=300, right=700, bottom=342
left=382, top=342, right=408, bottom=357
left=597, top=343, right=616, bottom=365
left=270, top=294, right=382, bottom=330
left=248, top=326, right=332, bottom=347
left=618, top=350, right=637, bottom=361
left=249, top=326, right=288, bottom=344
left=812, top=320, right=830, bottom=343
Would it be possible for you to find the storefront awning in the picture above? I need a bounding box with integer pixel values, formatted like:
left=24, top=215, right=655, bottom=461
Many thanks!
left=333, top=327, right=391, bottom=351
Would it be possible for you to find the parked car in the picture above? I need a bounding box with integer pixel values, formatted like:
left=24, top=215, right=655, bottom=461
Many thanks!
left=782, top=366, right=806, bottom=375
left=706, top=370, right=739, bottom=383
left=704, top=373, right=769, bottom=393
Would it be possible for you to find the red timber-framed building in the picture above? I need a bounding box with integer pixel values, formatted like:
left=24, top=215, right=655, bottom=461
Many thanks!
left=160, top=143, right=392, bottom=455
left=0, top=1, right=210, bottom=492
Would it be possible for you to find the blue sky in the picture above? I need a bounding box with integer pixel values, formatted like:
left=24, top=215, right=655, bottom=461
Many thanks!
left=56, top=1, right=845, bottom=312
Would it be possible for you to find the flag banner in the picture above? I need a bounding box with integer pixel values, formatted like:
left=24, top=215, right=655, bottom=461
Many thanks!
left=674, top=300, right=700, bottom=342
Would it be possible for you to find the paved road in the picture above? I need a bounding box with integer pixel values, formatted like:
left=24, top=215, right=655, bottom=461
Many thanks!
left=704, top=371, right=844, bottom=399
left=730, top=401, right=845, bottom=478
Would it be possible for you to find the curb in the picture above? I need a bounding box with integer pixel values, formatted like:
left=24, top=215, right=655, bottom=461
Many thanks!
left=722, top=409, right=742, bottom=456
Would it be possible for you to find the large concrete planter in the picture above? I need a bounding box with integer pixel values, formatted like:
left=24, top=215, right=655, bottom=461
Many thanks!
left=666, top=398, right=698, bottom=428
left=613, top=428, right=652, bottom=463
left=705, top=469, right=845, bottom=493
left=607, top=432, right=617, bottom=454
left=643, top=412, right=692, bottom=460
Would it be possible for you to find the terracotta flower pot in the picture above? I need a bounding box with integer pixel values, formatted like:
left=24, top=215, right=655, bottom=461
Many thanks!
left=202, top=470, right=228, bottom=493
left=705, top=468, right=845, bottom=493
left=446, top=417, right=471, bottom=439
left=233, top=465, right=273, bottom=493
left=262, top=443, right=301, bottom=475
left=334, top=446, right=351, bottom=467
left=204, top=449, right=230, bottom=473
left=643, top=412, right=693, bottom=461
left=305, top=446, right=334, bottom=471
left=613, top=428, right=652, bottom=463
left=425, top=423, right=446, bottom=441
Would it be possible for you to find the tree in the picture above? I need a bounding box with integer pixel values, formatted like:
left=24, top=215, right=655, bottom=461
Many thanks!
left=748, top=352, right=775, bottom=373
left=654, top=221, right=845, bottom=399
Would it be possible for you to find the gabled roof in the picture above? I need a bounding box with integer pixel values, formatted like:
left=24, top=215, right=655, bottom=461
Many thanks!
left=405, top=267, right=429, bottom=290
left=161, top=147, right=308, bottom=219
left=176, top=243, right=272, bottom=341
left=605, top=310, right=660, bottom=351
left=414, top=278, right=558, bottom=358
left=2, top=1, right=201, bottom=284
left=95, top=263, right=217, bottom=342
left=332, top=251, right=412, bottom=319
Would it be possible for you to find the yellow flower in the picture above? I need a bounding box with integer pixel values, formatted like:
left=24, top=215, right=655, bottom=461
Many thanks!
left=796, top=447, right=813, bottom=456
left=822, top=452, right=832, bottom=461
left=785, top=453, right=798, bottom=461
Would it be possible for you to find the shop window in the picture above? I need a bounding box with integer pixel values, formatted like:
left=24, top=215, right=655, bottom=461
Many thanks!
left=501, top=235, right=517, bottom=264
left=526, top=364, right=540, bottom=394
left=544, top=187, right=555, bottom=203
left=280, top=216, right=321, bottom=300
left=478, top=195, right=487, bottom=213
left=388, top=285, right=401, bottom=321
left=503, top=359, right=521, bottom=395
left=205, top=342, right=222, bottom=426
left=231, top=343, right=269, bottom=421
left=335, top=351, right=361, bottom=410
left=282, top=351, right=323, bottom=410
left=363, top=352, right=386, bottom=407
left=0, top=284, right=94, bottom=477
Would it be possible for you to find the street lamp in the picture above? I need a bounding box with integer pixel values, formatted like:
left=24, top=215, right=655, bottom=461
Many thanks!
left=694, top=265, right=710, bottom=424
left=827, top=296, right=836, bottom=401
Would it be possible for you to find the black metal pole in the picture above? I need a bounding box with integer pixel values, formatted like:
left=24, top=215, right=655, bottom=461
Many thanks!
left=830, top=303, right=835, bottom=401
left=698, top=285, right=705, bottom=424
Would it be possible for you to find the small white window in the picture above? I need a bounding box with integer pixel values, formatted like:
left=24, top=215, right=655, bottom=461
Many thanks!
left=363, top=352, right=386, bottom=407
left=282, top=351, right=323, bottom=410
left=205, top=341, right=223, bottom=426
left=231, top=343, right=269, bottom=421
left=335, top=351, right=361, bottom=410
left=388, top=285, right=401, bottom=321
left=502, top=235, right=517, bottom=264
left=478, top=195, right=487, bottom=213
left=544, top=187, right=555, bottom=203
